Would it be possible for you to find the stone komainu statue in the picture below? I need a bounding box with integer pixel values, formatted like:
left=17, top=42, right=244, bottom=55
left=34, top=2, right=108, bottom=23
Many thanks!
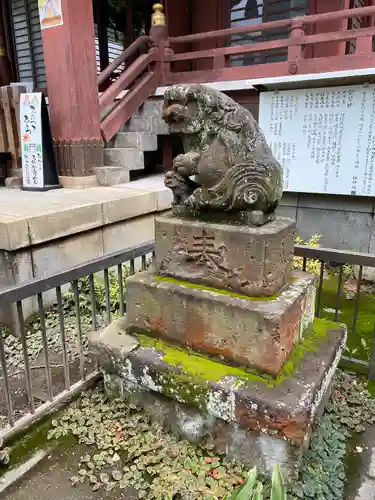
left=162, top=84, right=283, bottom=226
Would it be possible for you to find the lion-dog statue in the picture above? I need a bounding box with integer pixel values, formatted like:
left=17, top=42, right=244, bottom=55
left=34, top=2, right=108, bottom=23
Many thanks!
left=162, top=84, right=283, bottom=226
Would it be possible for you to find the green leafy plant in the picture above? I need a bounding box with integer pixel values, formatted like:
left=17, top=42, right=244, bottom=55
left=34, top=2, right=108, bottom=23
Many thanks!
left=290, top=370, right=375, bottom=500
left=342, top=263, right=354, bottom=279
left=226, top=465, right=287, bottom=499
left=346, top=337, right=372, bottom=361
left=62, top=265, right=129, bottom=316
left=293, top=234, right=322, bottom=275
left=47, top=391, right=249, bottom=498
left=289, top=414, right=347, bottom=500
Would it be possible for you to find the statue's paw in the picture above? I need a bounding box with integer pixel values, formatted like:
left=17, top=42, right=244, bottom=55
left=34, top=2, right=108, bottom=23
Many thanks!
left=172, top=154, right=187, bottom=170
left=185, top=194, right=198, bottom=208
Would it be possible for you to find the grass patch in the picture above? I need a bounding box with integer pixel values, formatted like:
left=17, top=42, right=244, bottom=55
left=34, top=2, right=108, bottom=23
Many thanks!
left=0, top=414, right=76, bottom=478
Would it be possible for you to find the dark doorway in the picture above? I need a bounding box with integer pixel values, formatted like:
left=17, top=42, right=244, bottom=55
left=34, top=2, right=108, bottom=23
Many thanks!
left=93, top=0, right=156, bottom=76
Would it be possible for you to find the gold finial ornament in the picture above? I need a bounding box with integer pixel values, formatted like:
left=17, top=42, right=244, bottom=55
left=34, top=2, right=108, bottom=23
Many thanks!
left=152, top=3, right=165, bottom=25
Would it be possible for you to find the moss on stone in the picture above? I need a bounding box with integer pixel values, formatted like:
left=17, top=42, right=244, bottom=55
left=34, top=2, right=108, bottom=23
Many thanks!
left=156, top=275, right=279, bottom=301
left=0, top=415, right=75, bottom=478
left=158, top=370, right=209, bottom=409
left=137, top=318, right=338, bottom=389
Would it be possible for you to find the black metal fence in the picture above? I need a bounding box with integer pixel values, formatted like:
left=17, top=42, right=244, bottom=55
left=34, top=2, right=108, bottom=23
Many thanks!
left=0, top=240, right=374, bottom=442
left=295, top=244, right=375, bottom=379
left=0, top=242, right=154, bottom=443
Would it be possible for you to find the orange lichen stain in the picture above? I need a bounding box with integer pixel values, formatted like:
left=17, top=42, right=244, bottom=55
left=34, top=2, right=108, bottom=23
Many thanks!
left=280, top=300, right=302, bottom=353
left=185, top=314, right=237, bottom=361
left=256, top=337, right=284, bottom=377
left=235, top=401, right=307, bottom=446
left=149, top=316, right=168, bottom=336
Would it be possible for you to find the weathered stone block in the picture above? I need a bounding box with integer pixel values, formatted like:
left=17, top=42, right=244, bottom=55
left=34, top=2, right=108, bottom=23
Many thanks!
left=94, top=166, right=130, bottom=186
left=103, top=147, right=144, bottom=170
left=155, top=215, right=295, bottom=297
left=125, top=270, right=316, bottom=376
left=102, top=214, right=157, bottom=254
left=90, top=318, right=347, bottom=480
left=112, top=132, right=158, bottom=151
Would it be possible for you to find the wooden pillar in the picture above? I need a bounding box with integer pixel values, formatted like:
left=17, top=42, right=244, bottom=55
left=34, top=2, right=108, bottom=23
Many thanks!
left=150, top=3, right=171, bottom=86
left=165, top=0, right=191, bottom=71
left=307, top=0, right=348, bottom=58
left=40, top=0, right=103, bottom=182
left=125, top=0, right=134, bottom=48
left=192, top=0, right=231, bottom=70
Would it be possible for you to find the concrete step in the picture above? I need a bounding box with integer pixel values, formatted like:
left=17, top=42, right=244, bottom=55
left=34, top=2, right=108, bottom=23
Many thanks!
left=103, top=147, right=144, bottom=170
left=123, top=116, right=169, bottom=135
left=122, top=99, right=168, bottom=135
left=112, top=132, right=158, bottom=151
left=94, top=166, right=130, bottom=186
left=130, top=99, right=164, bottom=119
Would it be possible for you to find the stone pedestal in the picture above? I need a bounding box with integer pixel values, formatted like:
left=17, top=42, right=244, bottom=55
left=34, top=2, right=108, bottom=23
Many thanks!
left=126, top=270, right=316, bottom=376
left=89, top=213, right=347, bottom=480
left=155, top=215, right=295, bottom=297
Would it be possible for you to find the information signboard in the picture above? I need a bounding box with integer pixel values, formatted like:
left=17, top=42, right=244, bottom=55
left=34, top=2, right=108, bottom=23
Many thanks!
left=259, top=84, right=375, bottom=196
left=20, top=92, right=61, bottom=191
left=20, top=93, right=44, bottom=188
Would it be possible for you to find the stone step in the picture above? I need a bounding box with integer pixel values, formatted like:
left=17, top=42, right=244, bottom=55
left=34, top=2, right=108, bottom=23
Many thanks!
left=123, top=116, right=169, bottom=135
left=132, top=99, right=164, bottom=119
left=103, top=148, right=144, bottom=170
left=94, top=166, right=130, bottom=186
left=122, top=100, right=168, bottom=135
left=112, top=132, right=158, bottom=151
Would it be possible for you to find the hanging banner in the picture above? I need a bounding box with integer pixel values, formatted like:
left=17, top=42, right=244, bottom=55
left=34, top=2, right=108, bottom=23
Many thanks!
left=20, top=93, right=61, bottom=191
left=38, top=0, right=63, bottom=30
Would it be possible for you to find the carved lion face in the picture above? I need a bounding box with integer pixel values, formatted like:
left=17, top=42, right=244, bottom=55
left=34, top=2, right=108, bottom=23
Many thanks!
left=163, top=85, right=202, bottom=135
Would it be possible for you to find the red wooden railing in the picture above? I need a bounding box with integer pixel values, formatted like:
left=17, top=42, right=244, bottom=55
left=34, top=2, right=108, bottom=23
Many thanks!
left=166, top=4, right=375, bottom=84
left=99, top=5, right=375, bottom=142
left=98, top=35, right=160, bottom=142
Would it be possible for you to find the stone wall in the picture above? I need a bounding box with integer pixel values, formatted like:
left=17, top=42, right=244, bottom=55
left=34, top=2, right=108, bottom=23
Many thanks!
left=0, top=212, right=159, bottom=331
left=278, top=192, right=375, bottom=254
left=0, top=182, right=172, bottom=331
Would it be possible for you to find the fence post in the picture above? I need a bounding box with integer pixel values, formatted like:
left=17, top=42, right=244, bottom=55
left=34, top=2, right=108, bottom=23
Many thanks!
left=288, top=20, right=305, bottom=75
left=149, top=3, right=173, bottom=86
left=369, top=321, right=375, bottom=381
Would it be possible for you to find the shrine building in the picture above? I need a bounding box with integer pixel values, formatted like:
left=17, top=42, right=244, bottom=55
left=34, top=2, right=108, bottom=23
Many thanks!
left=0, top=1, right=374, bottom=180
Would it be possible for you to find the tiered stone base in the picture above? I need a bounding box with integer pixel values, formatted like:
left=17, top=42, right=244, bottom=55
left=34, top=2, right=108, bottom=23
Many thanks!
left=89, top=214, right=346, bottom=480
left=125, top=270, right=316, bottom=376
left=89, top=317, right=346, bottom=480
